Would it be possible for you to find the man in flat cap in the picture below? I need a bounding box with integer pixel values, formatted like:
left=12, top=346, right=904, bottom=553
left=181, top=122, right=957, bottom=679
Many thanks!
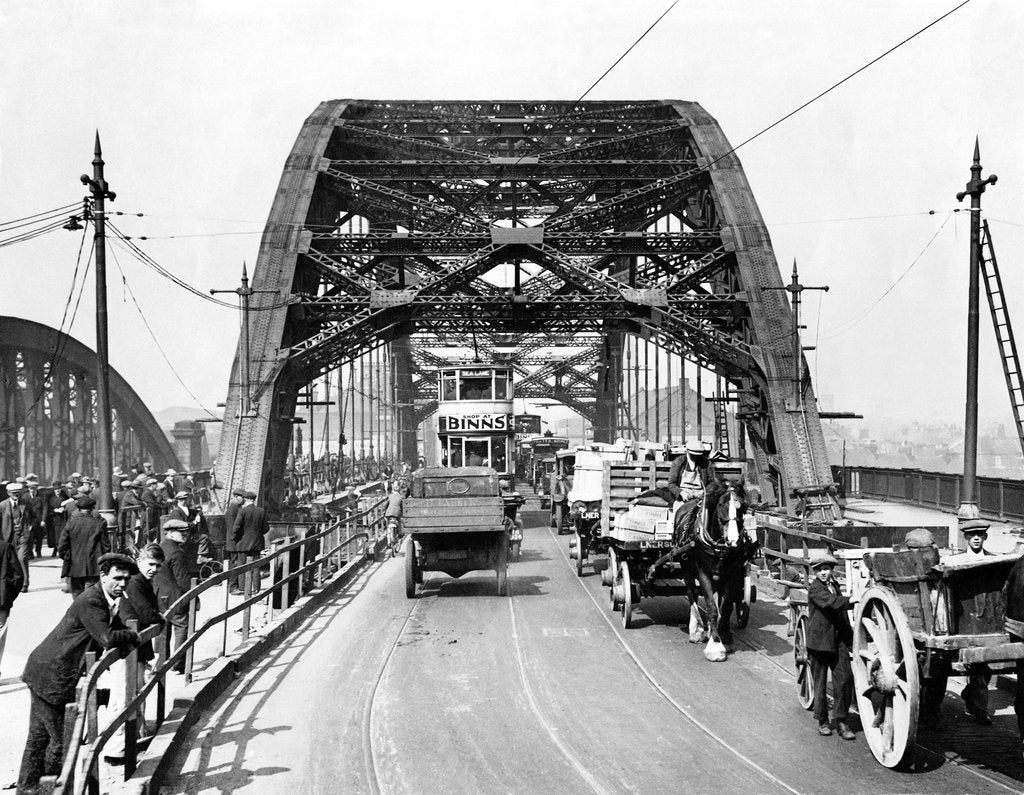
left=154, top=519, right=192, bottom=673
left=662, top=439, right=725, bottom=546
left=57, top=496, right=110, bottom=597
left=0, top=493, right=25, bottom=679
left=806, top=549, right=857, bottom=740
left=17, top=553, right=139, bottom=792
left=229, top=491, right=267, bottom=596
left=1, top=482, right=29, bottom=593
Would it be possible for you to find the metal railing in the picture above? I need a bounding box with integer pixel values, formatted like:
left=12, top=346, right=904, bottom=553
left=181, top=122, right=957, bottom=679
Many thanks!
left=844, top=466, right=1024, bottom=522
left=44, top=496, right=388, bottom=795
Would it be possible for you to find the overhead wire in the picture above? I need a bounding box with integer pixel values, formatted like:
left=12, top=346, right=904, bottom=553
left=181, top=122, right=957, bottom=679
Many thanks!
left=818, top=211, right=954, bottom=341
left=0, top=217, right=70, bottom=249
left=0, top=201, right=80, bottom=231
left=707, top=0, right=973, bottom=169
left=107, top=242, right=221, bottom=420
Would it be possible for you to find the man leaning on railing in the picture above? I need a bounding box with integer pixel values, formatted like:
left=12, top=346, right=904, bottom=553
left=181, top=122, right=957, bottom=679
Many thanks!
left=13, top=553, right=140, bottom=794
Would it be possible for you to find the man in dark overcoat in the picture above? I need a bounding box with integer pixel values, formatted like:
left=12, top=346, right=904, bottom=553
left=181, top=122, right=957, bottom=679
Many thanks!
left=57, top=497, right=110, bottom=597
left=17, top=554, right=140, bottom=792
left=21, top=475, right=49, bottom=560
left=1, top=482, right=28, bottom=592
left=0, top=518, right=25, bottom=678
left=121, top=543, right=167, bottom=666
left=153, top=520, right=192, bottom=673
left=229, top=491, right=267, bottom=596
left=806, top=550, right=856, bottom=740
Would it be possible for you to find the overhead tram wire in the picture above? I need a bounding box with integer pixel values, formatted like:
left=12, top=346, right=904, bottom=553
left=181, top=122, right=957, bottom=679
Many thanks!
left=108, top=243, right=221, bottom=420
left=818, top=211, right=954, bottom=341
left=1, top=225, right=94, bottom=434
left=0, top=201, right=80, bottom=231
left=106, top=220, right=293, bottom=312
left=706, top=0, right=972, bottom=170
left=0, top=217, right=71, bottom=249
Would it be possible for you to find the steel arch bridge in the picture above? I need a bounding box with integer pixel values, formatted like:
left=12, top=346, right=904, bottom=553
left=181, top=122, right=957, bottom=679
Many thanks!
left=0, top=316, right=180, bottom=479
left=218, top=99, right=835, bottom=514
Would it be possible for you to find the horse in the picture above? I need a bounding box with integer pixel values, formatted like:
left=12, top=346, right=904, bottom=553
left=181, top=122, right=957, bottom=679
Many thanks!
left=681, top=480, right=759, bottom=661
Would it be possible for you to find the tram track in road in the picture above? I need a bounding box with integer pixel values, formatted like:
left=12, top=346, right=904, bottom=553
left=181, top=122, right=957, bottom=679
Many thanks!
left=544, top=525, right=803, bottom=795
left=547, top=527, right=1023, bottom=795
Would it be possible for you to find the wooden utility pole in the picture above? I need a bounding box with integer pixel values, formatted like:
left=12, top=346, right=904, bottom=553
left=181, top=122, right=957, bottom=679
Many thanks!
left=81, top=133, right=116, bottom=515
left=956, top=139, right=997, bottom=521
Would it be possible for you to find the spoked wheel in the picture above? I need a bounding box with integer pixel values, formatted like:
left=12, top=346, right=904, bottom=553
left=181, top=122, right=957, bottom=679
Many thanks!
left=510, top=540, right=521, bottom=562
left=404, top=536, right=418, bottom=599
left=735, top=579, right=754, bottom=629
left=620, top=560, right=635, bottom=629
left=852, top=586, right=920, bottom=769
left=794, top=613, right=814, bottom=710
left=496, top=535, right=509, bottom=596
left=573, top=531, right=585, bottom=577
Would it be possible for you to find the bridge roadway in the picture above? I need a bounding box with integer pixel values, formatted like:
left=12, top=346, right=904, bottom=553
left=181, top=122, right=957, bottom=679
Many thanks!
left=162, top=514, right=1022, bottom=794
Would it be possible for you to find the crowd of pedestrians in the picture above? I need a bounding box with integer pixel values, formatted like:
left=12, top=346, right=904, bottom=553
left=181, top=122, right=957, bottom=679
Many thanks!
left=0, top=463, right=235, bottom=794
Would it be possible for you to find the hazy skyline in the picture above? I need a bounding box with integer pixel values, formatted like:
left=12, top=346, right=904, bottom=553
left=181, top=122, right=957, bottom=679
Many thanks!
left=2, top=1, right=1022, bottom=431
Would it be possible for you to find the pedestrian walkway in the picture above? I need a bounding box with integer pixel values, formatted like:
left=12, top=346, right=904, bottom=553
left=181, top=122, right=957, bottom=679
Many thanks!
left=0, top=552, right=281, bottom=788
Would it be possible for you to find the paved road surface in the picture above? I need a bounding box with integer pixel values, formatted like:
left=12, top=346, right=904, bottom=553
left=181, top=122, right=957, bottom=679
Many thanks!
left=162, top=517, right=1023, bottom=794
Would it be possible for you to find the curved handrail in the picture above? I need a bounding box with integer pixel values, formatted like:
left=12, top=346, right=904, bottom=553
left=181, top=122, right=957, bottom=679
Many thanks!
left=53, top=495, right=388, bottom=795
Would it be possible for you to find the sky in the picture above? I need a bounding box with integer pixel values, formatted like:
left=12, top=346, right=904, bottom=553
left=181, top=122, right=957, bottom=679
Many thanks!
left=1, top=0, right=1022, bottom=432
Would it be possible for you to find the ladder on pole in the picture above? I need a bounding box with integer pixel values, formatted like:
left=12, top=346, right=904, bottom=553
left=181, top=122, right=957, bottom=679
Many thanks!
left=714, top=376, right=731, bottom=458
left=980, top=219, right=1024, bottom=457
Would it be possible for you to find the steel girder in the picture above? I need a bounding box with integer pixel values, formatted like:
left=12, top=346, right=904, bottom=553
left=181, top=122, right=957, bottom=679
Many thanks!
left=217, top=100, right=833, bottom=507
left=0, top=317, right=181, bottom=479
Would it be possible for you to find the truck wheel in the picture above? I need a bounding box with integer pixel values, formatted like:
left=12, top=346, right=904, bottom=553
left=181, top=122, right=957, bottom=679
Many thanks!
left=511, top=540, right=521, bottom=562
left=404, top=537, right=418, bottom=599
left=554, top=502, right=565, bottom=533
left=496, top=537, right=509, bottom=596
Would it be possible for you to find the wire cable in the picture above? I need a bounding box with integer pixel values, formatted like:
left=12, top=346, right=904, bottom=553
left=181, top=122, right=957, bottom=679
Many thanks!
left=818, top=211, right=954, bottom=340
left=0, top=217, right=70, bottom=248
left=710, top=1, right=972, bottom=168
left=108, top=243, right=221, bottom=420
left=0, top=201, right=80, bottom=231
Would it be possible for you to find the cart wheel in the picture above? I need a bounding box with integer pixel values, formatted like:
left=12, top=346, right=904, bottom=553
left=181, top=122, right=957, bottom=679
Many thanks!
left=496, top=537, right=509, bottom=596
left=852, top=586, right=920, bottom=769
left=794, top=613, right=814, bottom=710
left=621, top=560, right=634, bottom=629
left=735, top=601, right=750, bottom=629
left=404, top=537, right=418, bottom=599
left=511, top=540, right=521, bottom=562
left=610, top=550, right=623, bottom=610
left=574, top=531, right=585, bottom=577
left=554, top=502, right=565, bottom=533
left=603, top=547, right=618, bottom=589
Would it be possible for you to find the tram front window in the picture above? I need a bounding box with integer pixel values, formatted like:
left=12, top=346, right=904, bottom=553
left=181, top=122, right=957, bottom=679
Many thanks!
left=460, top=375, right=492, bottom=400
left=465, top=440, right=488, bottom=467
left=441, top=373, right=457, bottom=401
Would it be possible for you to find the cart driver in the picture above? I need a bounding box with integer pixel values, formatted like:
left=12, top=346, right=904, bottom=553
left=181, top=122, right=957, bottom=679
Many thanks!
left=663, top=440, right=725, bottom=545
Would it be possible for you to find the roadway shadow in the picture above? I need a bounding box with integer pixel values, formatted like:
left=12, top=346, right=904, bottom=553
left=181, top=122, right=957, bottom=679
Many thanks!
left=513, top=548, right=549, bottom=563
left=420, top=574, right=550, bottom=597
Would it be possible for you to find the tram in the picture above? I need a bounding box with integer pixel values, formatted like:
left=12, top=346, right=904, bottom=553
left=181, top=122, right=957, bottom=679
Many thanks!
left=519, top=432, right=570, bottom=495
left=434, top=364, right=514, bottom=478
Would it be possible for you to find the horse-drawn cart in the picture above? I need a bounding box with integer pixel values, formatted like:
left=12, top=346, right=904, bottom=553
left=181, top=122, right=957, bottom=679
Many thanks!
left=851, top=547, right=1024, bottom=768
left=402, top=467, right=510, bottom=598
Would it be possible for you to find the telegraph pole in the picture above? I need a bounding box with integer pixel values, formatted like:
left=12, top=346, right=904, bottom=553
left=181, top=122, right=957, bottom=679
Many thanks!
left=81, top=133, right=116, bottom=515
left=765, top=260, right=828, bottom=407
left=956, top=138, right=997, bottom=521
left=211, top=263, right=276, bottom=418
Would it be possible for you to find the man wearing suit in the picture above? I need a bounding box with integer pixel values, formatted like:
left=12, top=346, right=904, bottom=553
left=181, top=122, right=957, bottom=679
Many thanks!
left=121, top=543, right=167, bottom=666
left=21, top=475, right=49, bottom=561
left=153, top=520, right=192, bottom=674
left=806, top=550, right=856, bottom=740
left=229, top=491, right=267, bottom=596
left=17, top=554, right=140, bottom=792
left=57, top=497, right=110, bottom=597
left=1, top=482, right=28, bottom=592
left=0, top=509, right=25, bottom=679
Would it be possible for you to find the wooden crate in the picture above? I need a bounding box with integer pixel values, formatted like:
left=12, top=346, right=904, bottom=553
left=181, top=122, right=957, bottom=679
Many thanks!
left=601, top=461, right=672, bottom=535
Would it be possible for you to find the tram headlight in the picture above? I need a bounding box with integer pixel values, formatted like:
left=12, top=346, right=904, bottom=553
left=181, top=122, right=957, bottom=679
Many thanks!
left=571, top=501, right=586, bottom=513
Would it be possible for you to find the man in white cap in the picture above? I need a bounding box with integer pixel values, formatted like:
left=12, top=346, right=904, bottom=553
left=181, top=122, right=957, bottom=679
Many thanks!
left=663, top=440, right=723, bottom=545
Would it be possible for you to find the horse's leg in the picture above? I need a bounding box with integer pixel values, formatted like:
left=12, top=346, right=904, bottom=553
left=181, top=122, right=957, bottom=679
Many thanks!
left=681, top=556, right=705, bottom=642
left=718, top=564, right=741, bottom=649
left=698, top=562, right=727, bottom=662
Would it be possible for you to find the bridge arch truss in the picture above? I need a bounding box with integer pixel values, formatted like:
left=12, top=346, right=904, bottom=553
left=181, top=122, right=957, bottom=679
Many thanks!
left=219, top=100, right=833, bottom=509
left=0, top=317, right=180, bottom=479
